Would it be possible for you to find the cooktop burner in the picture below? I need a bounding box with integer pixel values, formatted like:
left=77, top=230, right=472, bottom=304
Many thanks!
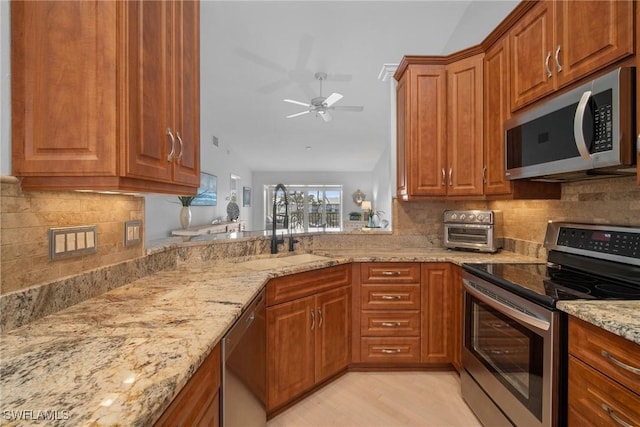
left=462, top=262, right=640, bottom=308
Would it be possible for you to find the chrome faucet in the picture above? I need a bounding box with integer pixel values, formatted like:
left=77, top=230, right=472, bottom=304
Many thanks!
left=271, top=184, right=289, bottom=254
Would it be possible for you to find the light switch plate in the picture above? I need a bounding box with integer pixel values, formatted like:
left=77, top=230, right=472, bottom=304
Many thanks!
left=124, top=220, right=142, bottom=247
left=49, top=226, right=98, bottom=261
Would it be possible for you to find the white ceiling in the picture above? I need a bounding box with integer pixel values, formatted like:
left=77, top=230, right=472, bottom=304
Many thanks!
left=201, top=1, right=518, bottom=173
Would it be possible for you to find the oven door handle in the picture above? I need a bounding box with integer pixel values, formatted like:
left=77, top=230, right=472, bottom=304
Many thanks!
left=464, top=281, right=550, bottom=332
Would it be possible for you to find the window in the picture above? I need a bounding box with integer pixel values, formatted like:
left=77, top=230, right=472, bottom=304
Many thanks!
left=265, top=185, right=343, bottom=232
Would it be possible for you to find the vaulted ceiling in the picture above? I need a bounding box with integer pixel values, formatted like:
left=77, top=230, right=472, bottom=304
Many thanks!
left=200, top=1, right=518, bottom=172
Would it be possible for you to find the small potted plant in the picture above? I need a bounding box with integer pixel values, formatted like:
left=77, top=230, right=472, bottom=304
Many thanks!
left=176, top=193, right=203, bottom=229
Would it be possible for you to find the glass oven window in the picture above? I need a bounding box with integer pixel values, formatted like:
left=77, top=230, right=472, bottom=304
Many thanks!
left=466, top=297, right=544, bottom=420
left=447, top=226, right=488, bottom=244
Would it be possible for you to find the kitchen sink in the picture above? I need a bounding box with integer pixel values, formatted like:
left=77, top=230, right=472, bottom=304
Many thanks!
left=235, top=254, right=331, bottom=271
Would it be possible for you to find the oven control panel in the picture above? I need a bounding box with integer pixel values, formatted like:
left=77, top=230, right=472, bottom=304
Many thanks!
left=556, top=226, right=640, bottom=259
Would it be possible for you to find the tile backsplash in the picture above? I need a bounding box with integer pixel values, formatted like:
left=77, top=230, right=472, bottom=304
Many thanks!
left=1, top=177, right=145, bottom=295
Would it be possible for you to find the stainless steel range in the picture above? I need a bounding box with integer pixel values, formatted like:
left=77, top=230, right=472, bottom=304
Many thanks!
left=460, top=221, right=640, bottom=427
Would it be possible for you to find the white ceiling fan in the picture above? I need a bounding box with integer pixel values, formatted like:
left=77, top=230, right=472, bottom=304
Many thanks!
left=284, top=72, right=364, bottom=122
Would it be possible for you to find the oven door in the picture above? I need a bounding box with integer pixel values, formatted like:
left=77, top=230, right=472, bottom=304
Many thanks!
left=444, top=224, right=495, bottom=252
left=462, top=272, right=560, bottom=427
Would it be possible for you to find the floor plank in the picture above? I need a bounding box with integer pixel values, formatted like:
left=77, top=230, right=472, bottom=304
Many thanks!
left=267, top=371, right=482, bottom=427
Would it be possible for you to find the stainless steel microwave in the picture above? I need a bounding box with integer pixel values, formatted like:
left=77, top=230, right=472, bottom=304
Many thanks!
left=505, top=67, right=636, bottom=181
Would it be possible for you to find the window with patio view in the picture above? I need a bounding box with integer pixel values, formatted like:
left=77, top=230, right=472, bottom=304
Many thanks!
left=265, top=185, right=343, bottom=232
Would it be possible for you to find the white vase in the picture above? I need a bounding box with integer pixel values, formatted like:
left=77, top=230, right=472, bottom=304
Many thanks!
left=180, top=206, right=192, bottom=229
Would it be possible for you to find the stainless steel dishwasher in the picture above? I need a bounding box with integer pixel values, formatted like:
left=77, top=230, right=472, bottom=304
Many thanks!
left=221, top=289, right=266, bottom=427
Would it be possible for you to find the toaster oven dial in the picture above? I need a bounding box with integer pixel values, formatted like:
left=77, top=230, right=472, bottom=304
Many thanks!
left=468, top=214, right=475, bottom=221
left=477, top=214, right=485, bottom=222
left=460, top=214, right=466, bottom=221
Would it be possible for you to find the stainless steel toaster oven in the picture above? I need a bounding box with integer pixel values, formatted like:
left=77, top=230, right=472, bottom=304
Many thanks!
left=444, top=210, right=502, bottom=253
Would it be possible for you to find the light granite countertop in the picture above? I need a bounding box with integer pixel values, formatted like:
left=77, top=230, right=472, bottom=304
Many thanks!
left=557, top=300, right=640, bottom=344
left=0, top=248, right=637, bottom=426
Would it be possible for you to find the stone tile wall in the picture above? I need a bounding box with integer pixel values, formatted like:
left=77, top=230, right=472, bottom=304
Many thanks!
left=1, top=177, right=145, bottom=295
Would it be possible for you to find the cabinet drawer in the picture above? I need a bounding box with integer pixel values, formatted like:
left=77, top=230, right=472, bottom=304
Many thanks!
left=361, top=284, right=420, bottom=310
left=569, top=317, right=640, bottom=395
left=360, top=263, right=421, bottom=284
left=360, top=337, right=421, bottom=363
left=568, top=356, right=640, bottom=427
left=361, top=310, right=420, bottom=337
left=267, top=264, right=351, bottom=306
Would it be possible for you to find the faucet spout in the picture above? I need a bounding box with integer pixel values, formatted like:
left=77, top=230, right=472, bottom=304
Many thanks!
left=271, top=184, right=289, bottom=254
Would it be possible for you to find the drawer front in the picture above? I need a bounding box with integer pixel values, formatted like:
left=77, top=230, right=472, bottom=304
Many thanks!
left=361, top=310, right=420, bottom=337
left=360, top=263, right=421, bottom=284
left=569, top=317, right=640, bottom=395
left=360, top=337, right=421, bottom=363
left=568, top=356, right=640, bottom=427
left=361, top=284, right=420, bottom=310
left=267, top=264, right=351, bottom=306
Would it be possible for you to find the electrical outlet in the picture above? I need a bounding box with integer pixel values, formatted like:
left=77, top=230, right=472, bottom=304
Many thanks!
left=124, top=220, right=142, bottom=247
left=49, top=226, right=97, bottom=261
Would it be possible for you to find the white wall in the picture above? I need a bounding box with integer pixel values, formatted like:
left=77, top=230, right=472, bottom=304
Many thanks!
left=442, top=0, right=518, bottom=54
left=1, top=1, right=11, bottom=174
left=252, top=170, right=373, bottom=230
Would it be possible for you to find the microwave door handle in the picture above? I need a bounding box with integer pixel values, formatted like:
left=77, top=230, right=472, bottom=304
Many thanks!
left=573, top=90, right=593, bottom=161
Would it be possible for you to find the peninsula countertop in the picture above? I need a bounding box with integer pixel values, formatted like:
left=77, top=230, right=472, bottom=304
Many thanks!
left=1, top=248, right=637, bottom=426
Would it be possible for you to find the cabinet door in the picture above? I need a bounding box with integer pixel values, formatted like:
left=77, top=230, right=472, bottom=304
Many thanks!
left=510, top=1, right=555, bottom=110
left=315, top=286, right=351, bottom=383
left=483, top=38, right=513, bottom=196
left=11, top=1, right=118, bottom=177
left=407, top=65, right=447, bottom=197
left=172, top=0, right=200, bottom=186
left=637, top=3, right=640, bottom=187
left=124, top=0, right=174, bottom=183
left=421, top=263, right=452, bottom=364
left=396, top=73, right=409, bottom=198
left=555, top=0, right=634, bottom=87
left=446, top=54, right=484, bottom=196
left=267, top=297, right=315, bottom=411
left=451, top=265, right=463, bottom=372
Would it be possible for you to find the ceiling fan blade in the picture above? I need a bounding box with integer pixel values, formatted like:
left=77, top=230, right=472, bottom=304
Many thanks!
left=318, top=111, right=332, bottom=122
left=286, top=110, right=310, bottom=119
left=324, top=93, right=343, bottom=107
left=330, top=106, right=364, bottom=112
left=283, top=99, right=310, bottom=107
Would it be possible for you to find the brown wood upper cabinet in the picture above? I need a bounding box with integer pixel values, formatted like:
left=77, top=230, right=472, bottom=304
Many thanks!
left=395, top=54, right=484, bottom=200
left=510, top=0, right=634, bottom=111
left=11, top=1, right=200, bottom=194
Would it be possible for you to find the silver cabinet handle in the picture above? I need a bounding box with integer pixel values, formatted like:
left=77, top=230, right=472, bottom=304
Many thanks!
left=602, top=403, right=632, bottom=427
left=441, top=168, right=446, bottom=186
left=176, top=131, right=184, bottom=162
left=381, top=295, right=402, bottom=300
left=166, top=128, right=176, bottom=163
left=482, top=165, right=487, bottom=184
left=318, top=307, right=323, bottom=328
left=554, top=45, right=562, bottom=73
left=310, top=309, right=315, bottom=330
left=381, top=322, right=401, bottom=327
left=573, top=90, right=593, bottom=161
left=381, top=271, right=401, bottom=276
left=601, top=350, right=640, bottom=375
left=545, top=51, right=552, bottom=78
left=448, top=168, right=453, bottom=186
left=381, top=349, right=402, bottom=354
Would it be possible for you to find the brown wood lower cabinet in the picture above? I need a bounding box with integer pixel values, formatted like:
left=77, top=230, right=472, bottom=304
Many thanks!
left=266, top=265, right=352, bottom=413
left=568, top=316, right=640, bottom=426
left=421, top=263, right=453, bottom=365
left=154, top=344, right=221, bottom=427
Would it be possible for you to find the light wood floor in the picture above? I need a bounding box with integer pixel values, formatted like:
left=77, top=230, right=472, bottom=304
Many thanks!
left=267, top=371, right=482, bottom=427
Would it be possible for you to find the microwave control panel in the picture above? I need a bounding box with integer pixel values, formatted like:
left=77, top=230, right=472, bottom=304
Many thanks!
left=590, top=89, right=613, bottom=153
